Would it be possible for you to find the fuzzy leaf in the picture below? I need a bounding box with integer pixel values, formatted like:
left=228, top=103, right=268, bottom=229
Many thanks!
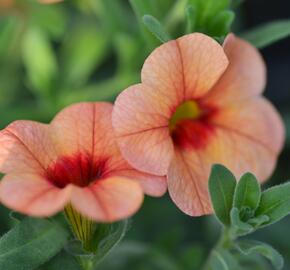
left=237, top=240, right=283, bottom=270
left=142, top=15, right=171, bottom=43
left=234, top=173, right=261, bottom=212
left=241, top=20, right=290, bottom=48
left=209, top=164, right=237, bottom=226
left=255, top=182, right=290, bottom=227
left=0, top=218, right=69, bottom=270
left=230, top=208, right=253, bottom=236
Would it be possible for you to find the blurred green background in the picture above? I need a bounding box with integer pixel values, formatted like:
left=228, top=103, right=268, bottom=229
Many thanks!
left=0, top=0, right=290, bottom=269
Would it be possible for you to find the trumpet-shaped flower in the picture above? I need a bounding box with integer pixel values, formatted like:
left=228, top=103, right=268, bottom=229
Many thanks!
left=0, top=102, right=166, bottom=222
left=112, top=33, right=285, bottom=216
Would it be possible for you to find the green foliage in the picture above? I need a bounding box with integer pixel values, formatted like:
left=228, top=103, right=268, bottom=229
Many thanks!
left=187, top=0, right=234, bottom=37
left=233, top=173, right=261, bottom=213
left=241, top=20, right=290, bottom=48
left=209, top=164, right=237, bottom=226
left=207, top=165, right=290, bottom=270
left=142, top=15, right=171, bottom=43
left=255, top=182, right=290, bottom=227
left=22, top=27, right=58, bottom=98
left=237, top=240, right=283, bottom=270
left=39, top=251, right=81, bottom=270
left=65, top=220, right=129, bottom=269
left=0, top=217, right=69, bottom=270
left=61, top=24, right=109, bottom=88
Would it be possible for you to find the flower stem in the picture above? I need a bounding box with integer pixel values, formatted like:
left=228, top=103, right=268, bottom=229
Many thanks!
left=203, top=227, right=235, bottom=270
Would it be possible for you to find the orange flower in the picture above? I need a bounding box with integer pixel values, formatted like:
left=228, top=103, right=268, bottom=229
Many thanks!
left=0, top=102, right=166, bottom=222
left=112, top=33, right=285, bottom=216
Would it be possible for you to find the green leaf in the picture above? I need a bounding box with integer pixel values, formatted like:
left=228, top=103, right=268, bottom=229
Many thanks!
left=38, top=250, right=81, bottom=270
left=240, top=20, right=290, bottom=48
left=92, top=220, right=129, bottom=266
left=0, top=217, right=69, bottom=270
left=22, top=27, right=58, bottom=97
left=61, top=25, right=108, bottom=88
left=209, top=164, right=237, bottom=226
left=209, top=250, right=240, bottom=270
left=143, top=15, right=171, bottom=43
left=185, top=4, right=197, bottom=33
left=233, top=173, right=261, bottom=212
left=230, top=208, right=253, bottom=236
left=236, top=240, right=284, bottom=270
left=247, top=215, right=270, bottom=228
left=208, top=10, right=235, bottom=37
left=66, top=220, right=129, bottom=269
left=255, top=182, right=290, bottom=227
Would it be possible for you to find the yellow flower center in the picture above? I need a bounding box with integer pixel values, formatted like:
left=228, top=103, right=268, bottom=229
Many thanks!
left=169, top=100, right=201, bottom=130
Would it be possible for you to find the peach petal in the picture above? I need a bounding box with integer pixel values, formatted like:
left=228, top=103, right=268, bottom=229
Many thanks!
left=0, top=121, right=57, bottom=175
left=203, top=34, right=266, bottom=106
left=113, top=84, right=174, bottom=175
left=0, top=174, right=71, bottom=217
left=211, top=97, right=285, bottom=155
left=142, top=33, right=229, bottom=100
left=51, top=102, right=116, bottom=159
left=114, top=168, right=167, bottom=197
left=167, top=97, right=284, bottom=216
left=70, top=177, right=144, bottom=222
left=167, top=149, right=212, bottom=216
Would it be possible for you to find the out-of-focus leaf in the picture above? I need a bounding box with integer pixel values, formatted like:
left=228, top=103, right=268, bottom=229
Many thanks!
left=0, top=17, right=20, bottom=58
left=38, top=250, right=81, bottom=270
left=30, top=4, right=67, bottom=39
left=94, top=0, right=131, bottom=35
left=114, top=33, right=144, bottom=74
left=208, top=10, right=235, bottom=37
left=255, top=182, right=290, bottom=227
left=143, top=15, right=171, bottom=43
left=185, top=4, right=197, bottom=33
left=22, top=27, right=58, bottom=97
left=0, top=218, right=69, bottom=270
left=180, top=245, right=205, bottom=269
left=60, top=73, right=139, bottom=107
left=209, top=250, right=240, bottom=270
left=237, top=240, right=284, bottom=270
left=209, top=164, right=237, bottom=226
left=233, top=173, right=261, bottom=212
left=61, top=25, right=108, bottom=88
left=91, top=220, right=129, bottom=266
left=129, top=0, right=160, bottom=51
left=241, top=20, right=290, bottom=48
left=66, top=220, right=129, bottom=269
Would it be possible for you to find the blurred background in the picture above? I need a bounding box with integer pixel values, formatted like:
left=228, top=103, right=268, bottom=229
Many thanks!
left=0, top=0, right=289, bottom=269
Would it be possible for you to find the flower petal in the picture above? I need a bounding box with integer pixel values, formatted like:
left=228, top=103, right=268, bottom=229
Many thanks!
left=115, top=169, right=167, bottom=197
left=142, top=33, right=229, bottom=100
left=0, top=121, right=57, bottom=175
left=51, top=102, right=116, bottom=159
left=167, top=97, right=284, bottom=216
left=0, top=174, right=71, bottom=217
left=167, top=149, right=212, bottom=216
left=209, top=97, right=285, bottom=180
left=70, top=177, right=144, bottom=222
left=203, top=34, right=266, bottom=106
left=113, top=84, right=174, bottom=175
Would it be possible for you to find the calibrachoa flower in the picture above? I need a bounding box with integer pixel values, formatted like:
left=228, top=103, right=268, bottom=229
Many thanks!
left=112, top=33, right=285, bottom=216
left=0, top=102, right=166, bottom=222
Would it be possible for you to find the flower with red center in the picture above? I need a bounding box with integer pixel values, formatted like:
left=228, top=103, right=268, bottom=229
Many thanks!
left=112, top=33, right=285, bottom=216
left=0, top=102, right=166, bottom=222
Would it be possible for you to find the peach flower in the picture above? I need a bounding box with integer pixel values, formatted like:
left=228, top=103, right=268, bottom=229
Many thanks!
left=112, top=33, right=285, bottom=216
left=0, top=102, right=166, bottom=222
